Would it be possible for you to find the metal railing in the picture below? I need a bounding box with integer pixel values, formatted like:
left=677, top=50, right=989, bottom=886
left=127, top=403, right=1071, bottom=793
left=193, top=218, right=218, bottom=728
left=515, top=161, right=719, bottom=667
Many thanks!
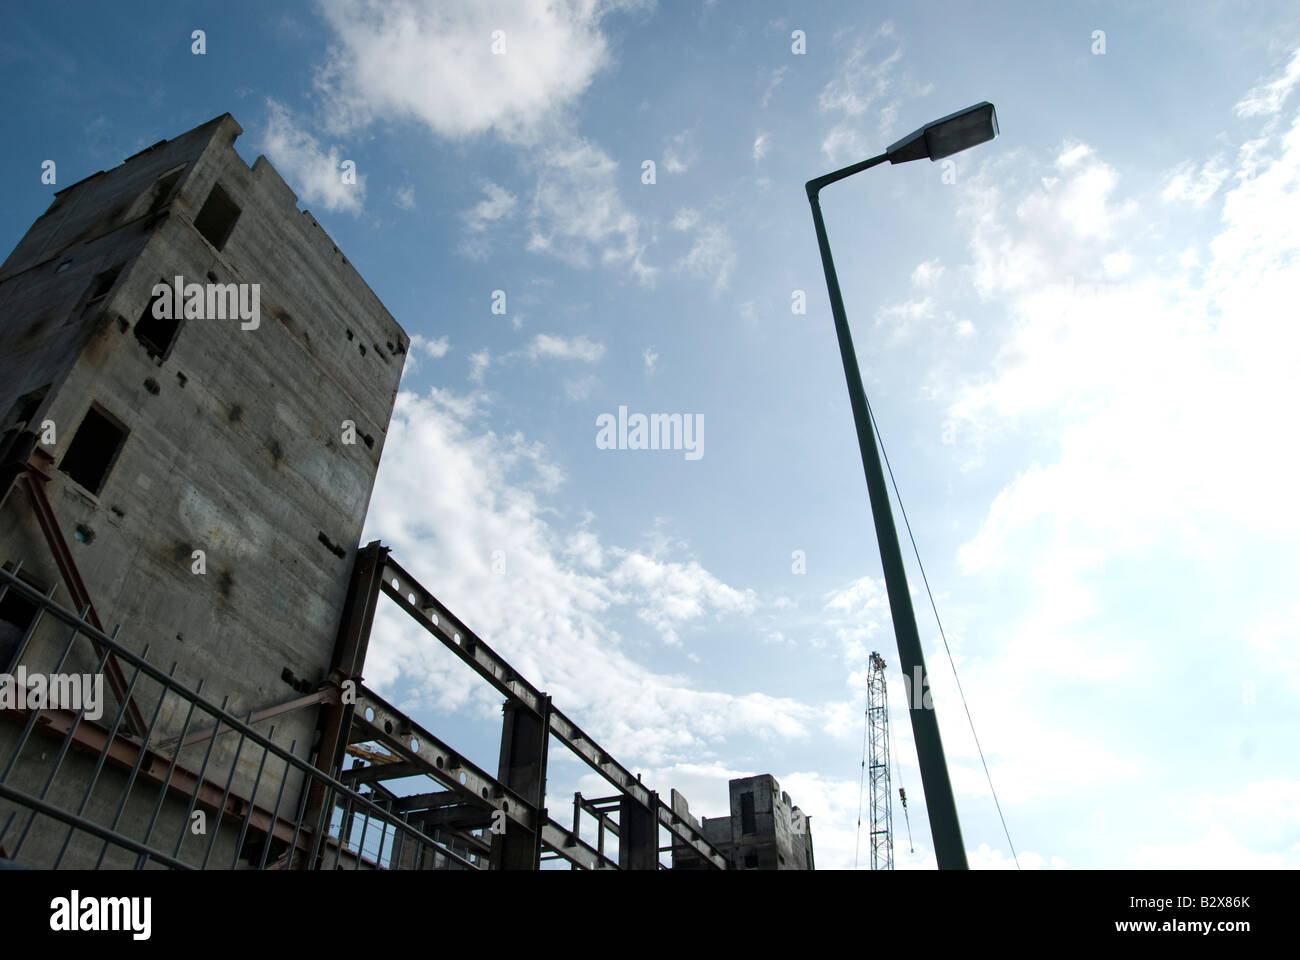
left=0, top=562, right=476, bottom=870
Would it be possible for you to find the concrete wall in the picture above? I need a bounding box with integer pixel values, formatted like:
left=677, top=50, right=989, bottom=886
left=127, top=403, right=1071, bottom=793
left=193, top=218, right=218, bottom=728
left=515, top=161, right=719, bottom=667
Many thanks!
left=669, top=775, right=815, bottom=870
left=0, top=114, right=407, bottom=866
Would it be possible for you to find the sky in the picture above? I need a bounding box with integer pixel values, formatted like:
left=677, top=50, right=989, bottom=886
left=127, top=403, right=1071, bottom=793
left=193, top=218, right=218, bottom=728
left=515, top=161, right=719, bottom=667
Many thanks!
left=2, top=0, right=1299, bottom=870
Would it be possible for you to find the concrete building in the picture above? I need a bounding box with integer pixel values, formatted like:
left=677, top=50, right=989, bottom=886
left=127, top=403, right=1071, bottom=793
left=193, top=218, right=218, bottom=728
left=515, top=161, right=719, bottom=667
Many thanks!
left=671, top=775, right=815, bottom=869
left=0, top=113, right=813, bottom=872
left=0, top=114, right=407, bottom=867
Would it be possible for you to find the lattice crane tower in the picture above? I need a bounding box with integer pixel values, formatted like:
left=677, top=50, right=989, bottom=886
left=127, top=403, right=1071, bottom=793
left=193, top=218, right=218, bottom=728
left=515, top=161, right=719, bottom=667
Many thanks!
left=867, top=651, right=894, bottom=870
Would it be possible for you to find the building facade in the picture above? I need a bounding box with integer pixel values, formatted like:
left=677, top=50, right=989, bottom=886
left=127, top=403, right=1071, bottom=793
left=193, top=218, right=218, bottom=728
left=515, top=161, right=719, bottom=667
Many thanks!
left=0, top=114, right=407, bottom=867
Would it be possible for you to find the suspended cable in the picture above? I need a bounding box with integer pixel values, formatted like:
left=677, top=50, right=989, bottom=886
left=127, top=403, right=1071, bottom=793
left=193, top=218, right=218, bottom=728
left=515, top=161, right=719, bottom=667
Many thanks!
left=887, top=696, right=915, bottom=854
left=865, top=397, right=1020, bottom=869
left=854, top=687, right=870, bottom=869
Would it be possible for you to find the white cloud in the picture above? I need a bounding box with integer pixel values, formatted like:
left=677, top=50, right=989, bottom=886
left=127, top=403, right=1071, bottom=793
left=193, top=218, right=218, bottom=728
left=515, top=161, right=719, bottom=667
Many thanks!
left=875, top=296, right=935, bottom=339
left=314, top=0, right=635, bottom=144
left=752, top=132, right=769, bottom=162
left=820, top=123, right=871, bottom=166
left=662, top=129, right=696, bottom=174
left=526, top=332, right=605, bottom=363
left=911, top=258, right=944, bottom=287
left=362, top=388, right=819, bottom=768
left=931, top=61, right=1300, bottom=865
left=609, top=550, right=759, bottom=647
left=816, top=25, right=930, bottom=164
left=403, top=333, right=450, bottom=374
left=261, top=98, right=365, bottom=213
left=818, top=40, right=902, bottom=117
left=761, top=65, right=787, bottom=109
left=309, top=0, right=654, bottom=284
left=1234, top=47, right=1300, bottom=117
left=527, top=137, right=656, bottom=285
left=671, top=206, right=736, bottom=296
left=410, top=334, right=449, bottom=359
left=464, top=180, right=518, bottom=231
left=962, top=141, right=1138, bottom=301
left=394, top=184, right=416, bottom=209
left=642, top=346, right=658, bottom=373
left=468, top=348, right=491, bottom=384
left=1161, top=156, right=1230, bottom=206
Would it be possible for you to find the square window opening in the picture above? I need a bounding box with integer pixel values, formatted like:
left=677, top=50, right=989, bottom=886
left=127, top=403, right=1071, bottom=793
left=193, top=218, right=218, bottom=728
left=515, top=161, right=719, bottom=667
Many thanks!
left=135, top=284, right=181, bottom=359
left=0, top=563, right=44, bottom=671
left=59, top=405, right=128, bottom=495
left=87, top=265, right=122, bottom=302
left=193, top=182, right=241, bottom=251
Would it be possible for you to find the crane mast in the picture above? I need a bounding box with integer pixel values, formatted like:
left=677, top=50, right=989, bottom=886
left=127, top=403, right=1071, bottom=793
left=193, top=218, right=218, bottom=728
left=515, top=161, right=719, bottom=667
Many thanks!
left=867, top=651, right=894, bottom=870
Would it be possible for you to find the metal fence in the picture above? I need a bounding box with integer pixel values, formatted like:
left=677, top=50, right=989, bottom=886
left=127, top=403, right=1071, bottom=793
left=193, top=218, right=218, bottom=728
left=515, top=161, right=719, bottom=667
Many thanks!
left=0, top=561, right=477, bottom=870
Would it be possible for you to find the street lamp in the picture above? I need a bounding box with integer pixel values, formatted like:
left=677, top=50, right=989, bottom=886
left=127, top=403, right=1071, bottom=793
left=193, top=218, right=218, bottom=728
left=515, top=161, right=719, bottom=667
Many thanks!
left=805, top=102, right=998, bottom=870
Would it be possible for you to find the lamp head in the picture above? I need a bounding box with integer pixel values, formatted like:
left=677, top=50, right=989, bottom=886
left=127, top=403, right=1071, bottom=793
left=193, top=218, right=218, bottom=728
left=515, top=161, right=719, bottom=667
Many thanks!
left=886, top=102, right=998, bottom=163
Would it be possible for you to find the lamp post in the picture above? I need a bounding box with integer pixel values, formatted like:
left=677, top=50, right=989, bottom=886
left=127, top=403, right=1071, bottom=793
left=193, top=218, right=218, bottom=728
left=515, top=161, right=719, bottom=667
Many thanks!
left=805, top=102, right=998, bottom=870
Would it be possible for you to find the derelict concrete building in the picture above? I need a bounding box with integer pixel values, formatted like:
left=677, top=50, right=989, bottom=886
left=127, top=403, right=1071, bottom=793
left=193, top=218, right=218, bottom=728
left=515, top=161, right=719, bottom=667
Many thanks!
left=0, top=114, right=813, bottom=870
left=671, top=775, right=815, bottom=870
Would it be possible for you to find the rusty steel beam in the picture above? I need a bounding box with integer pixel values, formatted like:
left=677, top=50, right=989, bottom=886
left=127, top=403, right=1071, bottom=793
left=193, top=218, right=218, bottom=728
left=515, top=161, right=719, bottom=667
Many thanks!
left=7, top=704, right=315, bottom=859
left=303, top=541, right=388, bottom=853
left=153, top=688, right=336, bottom=752
left=15, top=451, right=146, bottom=737
left=341, top=760, right=424, bottom=785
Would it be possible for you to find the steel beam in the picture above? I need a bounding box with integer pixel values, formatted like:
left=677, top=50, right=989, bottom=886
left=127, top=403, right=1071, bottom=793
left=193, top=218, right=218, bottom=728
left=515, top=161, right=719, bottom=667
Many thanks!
left=304, top=541, right=388, bottom=855
left=540, top=819, right=619, bottom=870
left=490, top=696, right=550, bottom=869
left=374, top=555, right=730, bottom=869
left=620, top=791, right=659, bottom=870
left=353, top=686, right=533, bottom=834
left=15, top=451, right=146, bottom=736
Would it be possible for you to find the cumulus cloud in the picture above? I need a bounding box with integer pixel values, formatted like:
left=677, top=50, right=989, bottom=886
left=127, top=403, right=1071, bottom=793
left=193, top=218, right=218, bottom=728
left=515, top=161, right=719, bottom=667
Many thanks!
left=464, top=180, right=518, bottom=231
left=671, top=206, right=736, bottom=296
left=309, top=0, right=656, bottom=284
left=526, top=137, right=656, bottom=285
left=261, top=98, right=364, bottom=213
left=927, top=51, right=1300, bottom=867
left=525, top=332, right=605, bottom=363
left=911, top=258, right=944, bottom=287
left=1234, top=47, right=1300, bottom=117
left=314, top=0, right=634, bottom=144
left=362, top=388, right=819, bottom=768
left=402, top=333, right=450, bottom=375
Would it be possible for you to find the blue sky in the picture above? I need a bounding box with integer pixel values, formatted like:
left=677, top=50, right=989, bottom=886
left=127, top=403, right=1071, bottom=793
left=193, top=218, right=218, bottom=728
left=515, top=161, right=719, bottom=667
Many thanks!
left=4, top=0, right=1300, bottom=869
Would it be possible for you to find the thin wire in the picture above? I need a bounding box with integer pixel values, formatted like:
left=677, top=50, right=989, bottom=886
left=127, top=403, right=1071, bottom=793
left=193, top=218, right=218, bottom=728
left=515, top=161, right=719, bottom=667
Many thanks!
left=866, top=397, right=1020, bottom=869
left=886, top=691, right=914, bottom=854
left=853, top=691, right=870, bottom=869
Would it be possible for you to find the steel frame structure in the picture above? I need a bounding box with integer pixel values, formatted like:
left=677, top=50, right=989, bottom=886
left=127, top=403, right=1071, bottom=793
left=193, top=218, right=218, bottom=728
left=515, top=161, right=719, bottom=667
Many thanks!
left=314, top=543, right=729, bottom=870
left=0, top=428, right=732, bottom=870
